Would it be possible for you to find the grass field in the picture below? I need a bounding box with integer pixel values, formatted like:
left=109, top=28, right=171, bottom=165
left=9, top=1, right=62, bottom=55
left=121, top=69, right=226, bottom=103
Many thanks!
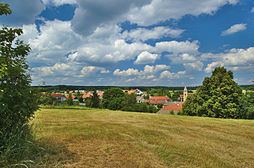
left=32, top=108, right=254, bottom=168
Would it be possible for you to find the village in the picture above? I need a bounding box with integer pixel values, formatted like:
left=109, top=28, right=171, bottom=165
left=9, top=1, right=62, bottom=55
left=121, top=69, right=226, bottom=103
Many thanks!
left=45, top=87, right=190, bottom=114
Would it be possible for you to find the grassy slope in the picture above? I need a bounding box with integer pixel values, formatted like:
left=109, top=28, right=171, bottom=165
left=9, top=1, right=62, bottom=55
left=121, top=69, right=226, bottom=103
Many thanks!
left=32, top=108, right=254, bottom=168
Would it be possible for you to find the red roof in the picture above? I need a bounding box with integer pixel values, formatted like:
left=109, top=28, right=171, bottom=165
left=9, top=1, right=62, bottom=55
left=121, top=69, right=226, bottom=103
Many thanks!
left=162, top=103, right=183, bottom=111
left=66, top=95, right=76, bottom=100
left=148, top=96, right=171, bottom=105
left=51, top=93, right=64, bottom=98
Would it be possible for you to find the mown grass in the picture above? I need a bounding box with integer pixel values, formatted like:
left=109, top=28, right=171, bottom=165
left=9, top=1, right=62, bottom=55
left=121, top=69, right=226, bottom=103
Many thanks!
left=32, top=108, right=254, bottom=168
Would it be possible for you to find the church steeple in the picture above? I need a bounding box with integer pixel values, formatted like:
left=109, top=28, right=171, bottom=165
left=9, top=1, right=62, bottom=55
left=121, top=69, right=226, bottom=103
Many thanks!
left=183, top=86, right=188, bottom=102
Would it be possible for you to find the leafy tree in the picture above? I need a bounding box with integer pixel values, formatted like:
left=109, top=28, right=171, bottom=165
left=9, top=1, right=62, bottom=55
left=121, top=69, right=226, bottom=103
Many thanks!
left=242, top=92, right=254, bottom=119
left=38, top=94, right=57, bottom=106
left=183, top=67, right=246, bottom=119
left=102, top=88, right=125, bottom=110
left=67, top=93, right=74, bottom=106
left=91, top=90, right=100, bottom=108
left=0, top=3, right=38, bottom=149
left=121, top=93, right=137, bottom=107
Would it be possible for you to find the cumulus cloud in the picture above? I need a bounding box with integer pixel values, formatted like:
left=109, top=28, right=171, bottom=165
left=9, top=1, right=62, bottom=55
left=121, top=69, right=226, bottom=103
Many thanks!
left=155, top=41, right=199, bottom=54
left=71, top=0, right=150, bottom=35
left=127, top=0, right=238, bottom=25
left=205, top=62, right=224, bottom=73
left=0, top=0, right=44, bottom=26
left=70, top=0, right=238, bottom=36
left=113, top=68, right=140, bottom=77
left=81, top=66, right=109, bottom=77
left=42, top=0, right=77, bottom=6
left=123, top=26, right=184, bottom=41
left=113, top=64, right=170, bottom=79
left=134, top=51, right=159, bottom=64
left=221, top=23, right=247, bottom=36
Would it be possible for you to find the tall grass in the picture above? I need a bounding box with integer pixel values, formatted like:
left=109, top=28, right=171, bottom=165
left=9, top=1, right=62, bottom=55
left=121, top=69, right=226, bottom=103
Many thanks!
left=0, top=124, right=42, bottom=168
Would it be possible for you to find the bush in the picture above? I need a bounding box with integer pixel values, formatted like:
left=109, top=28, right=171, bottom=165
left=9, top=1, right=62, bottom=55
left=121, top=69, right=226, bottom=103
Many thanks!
left=0, top=3, right=39, bottom=166
left=122, top=103, right=158, bottom=113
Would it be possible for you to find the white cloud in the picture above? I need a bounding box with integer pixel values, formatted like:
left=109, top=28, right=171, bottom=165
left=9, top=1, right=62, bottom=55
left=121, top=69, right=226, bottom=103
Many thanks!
left=70, top=0, right=239, bottom=36
left=134, top=51, right=159, bottom=64
left=113, top=68, right=140, bottom=77
left=221, top=23, right=247, bottom=36
left=220, top=47, right=254, bottom=66
left=127, top=0, right=239, bottom=25
left=71, top=0, right=150, bottom=35
left=42, top=0, right=77, bottom=6
left=81, top=66, right=108, bottom=77
left=205, top=62, right=224, bottom=73
left=143, top=65, right=170, bottom=74
left=114, top=64, right=170, bottom=78
left=155, top=41, right=199, bottom=54
left=183, top=62, right=204, bottom=71
left=160, top=70, right=186, bottom=79
left=123, top=26, right=184, bottom=41
left=32, top=63, right=72, bottom=77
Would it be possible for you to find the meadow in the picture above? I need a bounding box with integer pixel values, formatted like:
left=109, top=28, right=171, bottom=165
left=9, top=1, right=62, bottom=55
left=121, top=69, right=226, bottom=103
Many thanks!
left=32, top=108, right=254, bottom=168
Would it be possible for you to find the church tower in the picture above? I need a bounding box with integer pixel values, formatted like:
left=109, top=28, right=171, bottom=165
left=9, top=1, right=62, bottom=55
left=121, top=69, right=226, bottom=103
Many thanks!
left=183, top=86, right=188, bottom=102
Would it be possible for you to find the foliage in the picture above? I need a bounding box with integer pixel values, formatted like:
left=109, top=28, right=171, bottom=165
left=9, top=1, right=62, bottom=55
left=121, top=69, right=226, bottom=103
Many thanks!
left=66, top=93, right=74, bottom=106
left=121, top=103, right=158, bottom=113
left=0, top=3, right=39, bottom=166
left=242, top=92, right=254, bottom=119
left=183, top=67, right=246, bottom=119
left=38, top=94, right=57, bottom=106
left=91, top=90, right=100, bottom=108
left=102, top=88, right=125, bottom=110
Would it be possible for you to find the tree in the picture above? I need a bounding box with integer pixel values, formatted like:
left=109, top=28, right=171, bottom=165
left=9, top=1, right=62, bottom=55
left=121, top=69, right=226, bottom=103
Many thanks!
left=91, top=90, right=100, bottom=108
left=183, top=67, right=246, bottom=119
left=102, top=88, right=125, bottom=110
left=0, top=2, right=38, bottom=159
left=67, top=93, right=74, bottom=105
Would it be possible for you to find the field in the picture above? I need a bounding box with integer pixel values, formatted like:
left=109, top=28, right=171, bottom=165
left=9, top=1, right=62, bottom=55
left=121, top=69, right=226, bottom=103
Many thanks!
left=32, top=108, right=254, bottom=168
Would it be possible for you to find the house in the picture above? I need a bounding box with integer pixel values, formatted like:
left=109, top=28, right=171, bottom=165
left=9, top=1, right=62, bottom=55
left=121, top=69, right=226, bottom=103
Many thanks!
left=158, top=102, right=183, bottom=114
left=82, top=92, right=93, bottom=99
left=148, top=96, right=171, bottom=105
left=136, top=95, right=146, bottom=103
left=51, top=93, right=66, bottom=102
left=65, top=94, right=78, bottom=102
left=97, top=90, right=104, bottom=99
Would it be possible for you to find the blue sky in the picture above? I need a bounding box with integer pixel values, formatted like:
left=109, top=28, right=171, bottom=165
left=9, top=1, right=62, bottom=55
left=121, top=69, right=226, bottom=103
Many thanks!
left=1, top=0, right=254, bottom=86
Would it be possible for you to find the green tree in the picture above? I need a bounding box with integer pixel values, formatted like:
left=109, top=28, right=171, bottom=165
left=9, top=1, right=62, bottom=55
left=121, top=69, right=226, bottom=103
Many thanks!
left=67, top=93, right=74, bottom=105
left=91, top=90, right=100, bottom=108
left=183, top=67, right=245, bottom=119
left=0, top=3, right=38, bottom=144
left=102, top=88, right=125, bottom=110
left=0, top=3, right=39, bottom=164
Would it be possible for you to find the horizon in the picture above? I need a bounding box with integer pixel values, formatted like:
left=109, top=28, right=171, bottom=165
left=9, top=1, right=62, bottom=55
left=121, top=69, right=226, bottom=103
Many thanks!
left=1, top=0, right=254, bottom=86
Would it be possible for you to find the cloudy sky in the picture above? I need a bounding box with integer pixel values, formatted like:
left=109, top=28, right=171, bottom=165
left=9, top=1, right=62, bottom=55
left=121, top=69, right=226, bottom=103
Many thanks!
left=1, top=0, right=254, bottom=86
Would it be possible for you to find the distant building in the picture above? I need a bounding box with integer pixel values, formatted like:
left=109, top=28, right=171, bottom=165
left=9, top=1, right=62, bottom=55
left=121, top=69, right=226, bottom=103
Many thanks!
left=180, top=86, right=188, bottom=102
left=51, top=93, right=66, bottom=102
left=183, top=86, right=188, bottom=102
left=158, top=87, right=188, bottom=114
left=158, top=102, right=183, bottom=114
left=148, top=96, right=171, bottom=105
left=123, top=89, right=144, bottom=95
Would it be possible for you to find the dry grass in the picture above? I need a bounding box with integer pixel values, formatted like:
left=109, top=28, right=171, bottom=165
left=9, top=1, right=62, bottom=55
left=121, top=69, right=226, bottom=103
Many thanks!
left=32, top=108, right=254, bottom=168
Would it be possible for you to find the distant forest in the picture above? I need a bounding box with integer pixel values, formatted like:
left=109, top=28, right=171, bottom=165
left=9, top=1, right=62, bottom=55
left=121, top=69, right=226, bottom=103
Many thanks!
left=33, top=85, right=254, bottom=92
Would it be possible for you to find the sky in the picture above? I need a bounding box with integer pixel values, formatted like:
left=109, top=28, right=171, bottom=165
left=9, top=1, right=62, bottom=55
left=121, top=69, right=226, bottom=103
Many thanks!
left=0, top=0, right=254, bottom=86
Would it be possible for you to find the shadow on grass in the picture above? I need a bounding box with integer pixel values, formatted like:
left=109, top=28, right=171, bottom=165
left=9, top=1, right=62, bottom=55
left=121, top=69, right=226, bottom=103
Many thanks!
left=33, top=139, right=77, bottom=168
left=0, top=139, right=76, bottom=168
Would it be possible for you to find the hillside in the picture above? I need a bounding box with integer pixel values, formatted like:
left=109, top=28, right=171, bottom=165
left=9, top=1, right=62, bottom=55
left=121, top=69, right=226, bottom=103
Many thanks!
left=33, top=108, right=254, bottom=168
